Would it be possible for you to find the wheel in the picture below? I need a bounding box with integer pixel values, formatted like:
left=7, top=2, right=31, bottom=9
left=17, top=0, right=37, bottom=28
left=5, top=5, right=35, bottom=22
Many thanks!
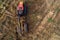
left=24, top=23, right=28, bottom=32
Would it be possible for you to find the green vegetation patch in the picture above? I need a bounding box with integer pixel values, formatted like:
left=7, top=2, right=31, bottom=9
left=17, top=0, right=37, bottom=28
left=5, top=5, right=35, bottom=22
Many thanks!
left=55, top=7, right=60, bottom=13
left=48, top=18, right=54, bottom=22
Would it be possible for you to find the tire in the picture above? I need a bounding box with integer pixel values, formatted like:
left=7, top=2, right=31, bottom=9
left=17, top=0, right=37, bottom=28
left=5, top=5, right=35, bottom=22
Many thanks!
left=24, top=23, right=28, bottom=32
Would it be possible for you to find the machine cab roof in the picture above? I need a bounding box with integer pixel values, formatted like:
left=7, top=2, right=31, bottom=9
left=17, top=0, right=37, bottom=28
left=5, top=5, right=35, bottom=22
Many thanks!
left=17, top=1, right=24, bottom=10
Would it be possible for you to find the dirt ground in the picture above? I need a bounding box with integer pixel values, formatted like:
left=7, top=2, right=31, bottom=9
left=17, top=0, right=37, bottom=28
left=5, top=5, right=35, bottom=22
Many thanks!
left=0, top=0, right=60, bottom=40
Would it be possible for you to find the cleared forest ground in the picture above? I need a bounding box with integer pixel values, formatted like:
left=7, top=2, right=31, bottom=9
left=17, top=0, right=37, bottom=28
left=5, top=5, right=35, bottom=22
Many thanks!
left=0, top=0, right=60, bottom=40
